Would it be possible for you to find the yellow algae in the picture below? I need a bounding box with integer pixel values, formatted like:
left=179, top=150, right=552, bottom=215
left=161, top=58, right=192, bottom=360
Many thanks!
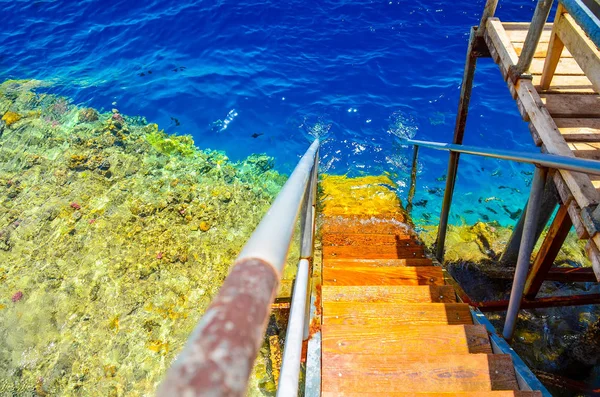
left=2, top=111, right=21, bottom=126
left=320, top=174, right=403, bottom=216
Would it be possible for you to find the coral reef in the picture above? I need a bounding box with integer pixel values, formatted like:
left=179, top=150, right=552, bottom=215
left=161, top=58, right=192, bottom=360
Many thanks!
left=0, top=79, right=289, bottom=396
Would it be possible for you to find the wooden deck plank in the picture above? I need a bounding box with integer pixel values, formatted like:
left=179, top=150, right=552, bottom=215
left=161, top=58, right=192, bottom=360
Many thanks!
left=568, top=142, right=600, bottom=160
left=322, top=233, right=423, bottom=247
left=513, top=41, right=572, bottom=58
left=322, top=324, right=492, bottom=355
left=541, top=94, right=600, bottom=118
left=530, top=57, right=584, bottom=75
left=321, top=215, right=412, bottom=235
left=533, top=74, right=596, bottom=94
left=502, top=22, right=553, bottom=42
left=323, top=265, right=444, bottom=286
left=323, top=244, right=426, bottom=259
left=323, top=258, right=433, bottom=268
left=555, top=118, right=600, bottom=141
left=322, top=353, right=518, bottom=392
left=322, top=302, right=473, bottom=326
left=321, top=285, right=456, bottom=303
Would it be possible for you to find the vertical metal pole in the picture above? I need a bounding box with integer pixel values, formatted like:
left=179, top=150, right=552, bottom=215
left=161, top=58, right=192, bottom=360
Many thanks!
left=277, top=259, right=310, bottom=396
left=477, top=0, right=499, bottom=37
left=436, top=151, right=460, bottom=262
left=513, top=0, right=554, bottom=75
left=436, top=27, right=479, bottom=262
left=503, top=166, right=548, bottom=340
left=278, top=152, right=318, bottom=396
left=407, top=145, right=419, bottom=214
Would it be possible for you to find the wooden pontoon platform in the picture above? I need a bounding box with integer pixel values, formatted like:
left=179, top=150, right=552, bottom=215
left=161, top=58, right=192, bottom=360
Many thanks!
left=315, top=176, right=544, bottom=395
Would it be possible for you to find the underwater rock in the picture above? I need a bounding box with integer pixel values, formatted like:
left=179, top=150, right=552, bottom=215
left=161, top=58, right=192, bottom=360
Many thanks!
left=2, top=111, right=21, bottom=126
left=11, top=291, right=23, bottom=302
left=78, top=108, right=99, bottom=123
left=0, top=79, right=289, bottom=395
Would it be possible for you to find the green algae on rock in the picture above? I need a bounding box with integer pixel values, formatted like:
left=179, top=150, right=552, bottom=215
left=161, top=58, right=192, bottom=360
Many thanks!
left=0, top=79, right=289, bottom=396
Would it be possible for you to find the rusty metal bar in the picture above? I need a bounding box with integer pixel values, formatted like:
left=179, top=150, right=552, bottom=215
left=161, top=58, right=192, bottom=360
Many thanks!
left=407, top=145, right=419, bottom=214
left=156, top=140, right=319, bottom=397
left=476, top=293, right=600, bottom=311
left=503, top=166, right=548, bottom=340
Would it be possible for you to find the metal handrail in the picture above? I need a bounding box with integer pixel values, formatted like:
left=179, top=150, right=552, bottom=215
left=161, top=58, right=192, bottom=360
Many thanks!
left=405, top=138, right=600, bottom=341
left=157, top=139, right=319, bottom=396
left=404, top=139, right=600, bottom=175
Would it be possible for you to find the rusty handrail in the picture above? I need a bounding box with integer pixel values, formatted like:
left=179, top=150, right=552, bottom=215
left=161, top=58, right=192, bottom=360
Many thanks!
left=157, top=139, right=319, bottom=396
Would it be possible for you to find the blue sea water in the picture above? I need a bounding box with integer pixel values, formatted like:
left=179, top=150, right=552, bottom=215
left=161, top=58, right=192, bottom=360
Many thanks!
left=0, top=0, right=545, bottom=226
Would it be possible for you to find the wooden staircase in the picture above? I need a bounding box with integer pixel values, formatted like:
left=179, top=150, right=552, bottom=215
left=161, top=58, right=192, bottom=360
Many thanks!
left=318, top=175, right=542, bottom=396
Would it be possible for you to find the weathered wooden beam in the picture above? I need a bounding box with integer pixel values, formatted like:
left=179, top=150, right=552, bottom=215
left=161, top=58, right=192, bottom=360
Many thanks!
left=483, top=266, right=597, bottom=282
left=512, top=0, right=554, bottom=78
left=540, top=5, right=566, bottom=89
left=477, top=293, right=600, bottom=311
left=523, top=204, right=573, bottom=299
left=477, top=0, right=499, bottom=38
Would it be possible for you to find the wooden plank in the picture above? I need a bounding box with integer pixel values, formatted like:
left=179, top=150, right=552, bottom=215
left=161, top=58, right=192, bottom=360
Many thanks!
left=513, top=41, right=572, bottom=58
left=524, top=204, right=573, bottom=299
left=530, top=57, right=584, bottom=75
left=322, top=233, right=423, bottom=247
left=556, top=13, right=600, bottom=93
left=586, top=238, right=600, bottom=281
left=321, top=285, right=456, bottom=303
left=322, top=324, right=492, bottom=355
left=540, top=94, right=600, bottom=118
left=515, top=79, right=600, bottom=208
left=323, top=266, right=444, bottom=286
left=568, top=141, right=600, bottom=160
left=567, top=199, right=589, bottom=238
left=323, top=258, right=433, bottom=268
left=321, top=215, right=411, bottom=235
left=555, top=118, right=600, bottom=141
left=322, top=302, right=473, bottom=326
left=540, top=5, right=566, bottom=89
left=502, top=22, right=553, bottom=43
left=323, top=244, right=426, bottom=260
left=322, top=353, right=518, bottom=392
left=533, top=74, right=596, bottom=94
left=553, top=172, right=574, bottom=205
left=322, top=392, right=542, bottom=397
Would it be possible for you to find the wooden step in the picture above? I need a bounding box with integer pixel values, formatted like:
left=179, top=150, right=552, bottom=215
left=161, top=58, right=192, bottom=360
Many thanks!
left=321, top=390, right=542, bottom=397
left=323, top=244, right=425, bottom=259
left=321, top=215, right=411, bottom=235
left=322, top=353, right=518, bottom=393
left=323, top=265, right=443, bottom=286
left=322, top=324, right=492, bottom=355
left=324, top=258, right=433, bottom=267
left=322, top=285, right=456, bottom=303
left=323, top=302, right=473, bottom=326
left=322, top=233, right=422, bottom=247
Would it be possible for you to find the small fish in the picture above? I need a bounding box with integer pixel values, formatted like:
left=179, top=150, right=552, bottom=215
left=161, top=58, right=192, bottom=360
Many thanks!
left=521, top=170, right=534, bottom=176
left=138, top=72, right=145, bottom=77
left=172, top=66, right=186, bottom=72
left=170, top=117, right=181, bottom=126
left=481, top=214, right=490, bottom=221
left=502, top=205, right=523, bottom=220
left=484, top=196, right=502, bottom=203
left=251, top=132, right=263, bottom=138
left=148, top=70, right=152, bottom=74
left=491, top=169, right=502, bottom=177
left=485, top=206, right=498, bottom=214
left=414, top=199, right=428, bottom=207
left=436, top=174, right=446, bottom=182
left=427, top=187, right=443, bottom=196
left=422, top=212, right=431, bottom=220
left=464, top=210, right=474, bottom=214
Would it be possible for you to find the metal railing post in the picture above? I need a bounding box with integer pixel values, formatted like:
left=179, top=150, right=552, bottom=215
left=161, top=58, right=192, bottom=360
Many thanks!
left=156, top=140, right=319, bottom=397
left=435, top=150, right=460, bottom=262
left=407, top=145, right=419, bottom=213
left=503, top=166, right=548, bottom=340
left=278, top=150, right=319, bottom=396
left=513, top=0, right=554, bottom=76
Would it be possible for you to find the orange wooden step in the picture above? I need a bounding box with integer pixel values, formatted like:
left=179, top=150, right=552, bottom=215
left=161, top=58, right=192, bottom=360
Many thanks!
left=322, top=302, right=473, bottom=326
left=322, top=392, right=542, bottom=396
left=323, top=244, right=426, bottom=259
left=323, top=266, right=444, bottom=286
left=322, top=324, right=492, bottom=355
left=322, top=233, right=422, bottom=247
left=324, top=258, right=433, bottom=267
left=321, top=285, right=456, bottom=303
left=322, top=353, right=518, bottom=393
left=321, top=216, right=411, bottom=235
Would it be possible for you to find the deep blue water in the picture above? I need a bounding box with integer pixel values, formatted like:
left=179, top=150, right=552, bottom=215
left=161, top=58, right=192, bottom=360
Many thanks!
left=0, top=0, right=546, bottom=226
